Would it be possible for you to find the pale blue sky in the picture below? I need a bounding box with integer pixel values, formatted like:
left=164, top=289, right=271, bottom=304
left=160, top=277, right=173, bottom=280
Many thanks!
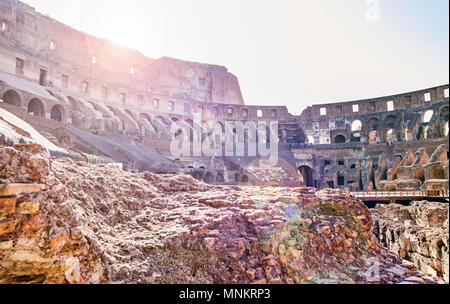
left=22, top=0, right=449, bottom=114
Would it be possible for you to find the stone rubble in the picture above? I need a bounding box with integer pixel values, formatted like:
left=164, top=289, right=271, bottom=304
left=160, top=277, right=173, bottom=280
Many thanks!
left=0, top=144, right=444, bottom=284
left=372, top=201, right=449, bottom=283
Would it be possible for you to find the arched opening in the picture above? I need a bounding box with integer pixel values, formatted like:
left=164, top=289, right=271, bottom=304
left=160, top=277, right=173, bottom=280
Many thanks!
left=337, top=171, right=345, bottom=186
left=171, top=116, right=180, bottom=123
left=422, top=110, right=434, bottom=123
left=240, top=175, right=249, bottom=183
left=351, top=120, right=362, bottom=142
left=351, top=120, right=362, bottom=131
left=27, top=98, right=44, bottom=117
left=297, top=166, right=313, bottom=187
left=430, top=166, right=445, bottom=179
left=335, top=134, right=346, bottom=144
left=367, top=117, right=379, bottom=131
left=155, top=116, right=168, bottom=126
left=50, top=105, right=63, bottom=122
left=383, top=115, right=396, bottom=130
left=2, top=90, right=22, bottom=106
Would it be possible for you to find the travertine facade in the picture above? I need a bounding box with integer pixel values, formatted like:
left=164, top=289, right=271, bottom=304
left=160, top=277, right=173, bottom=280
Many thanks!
left=0, top=0, right=449, bottom=192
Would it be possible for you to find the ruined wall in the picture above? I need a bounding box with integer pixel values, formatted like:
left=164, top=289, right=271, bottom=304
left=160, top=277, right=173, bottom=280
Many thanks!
left=0, top=0, right=244, bottom=110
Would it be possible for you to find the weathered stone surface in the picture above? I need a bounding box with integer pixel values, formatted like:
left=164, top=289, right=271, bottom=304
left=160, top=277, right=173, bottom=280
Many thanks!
left=0, top=219, right=18, bottom=236
left=0, top=145, right=442, bottom=284
left=372, top=201, right=449, bottom=283
left=421, top=179, right=449, bottom=190
left=0, top=198, right=16, bottom=217
left=17, top=201, right=40, bottom=215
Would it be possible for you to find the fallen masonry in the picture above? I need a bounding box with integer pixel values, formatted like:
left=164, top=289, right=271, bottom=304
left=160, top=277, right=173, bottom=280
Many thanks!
left=0, top=144, right=444, bottom=284
left=372, top=201, right=449, bottom=283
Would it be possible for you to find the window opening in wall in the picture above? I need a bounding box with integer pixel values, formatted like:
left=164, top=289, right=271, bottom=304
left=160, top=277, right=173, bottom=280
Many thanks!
left=336, top=105, right=343, bottom=115
left=337, top=171, right=345, bottom=186
left=387, top=100, right=394, bottom=111
left=213, top=107, right=218, bottom=117
left=50, top=41, right=56, bottom=50
left=327, top=181, right=335, bottom=189
left=351, top=120, right=362, bottom=131
left=338, top=160, right=345, bottom=167
left=120, top=93, right=126, bottom=104
left=92, top=56, right=97, bottom=64
left=130, top=67, right=135, bottom=74
left=307, top=135, right=315, bottom=145
left=444, top=121, right=449, bottom=136
left=257, top=109, right=263, bottom=118
left=168, top=101, right=175, bottom=112
left=352, top=104, right=359, bottom=112
left=423, top=110, right=434, bottom=123
left=15, top=58, right=24, bottom=75
left=335, top=134, right=346, bottom=143
left=350, top=163, right=356, bottom=169
left=320, top=107, right=327, bottom=116
left=1, top=21, right=8, bottom=31
left=61, top=75, right=69, bottom=88
left=39, top=68, right=47, bottom=86
left=444, top=88, right=449, bottom=98
left=242, top=109, right=248, bottom=117
left=227, top=108, right=233, bottom=116
left=424, top=93, right=431, bottom=102
left=154, top=99, right=160, bottom=109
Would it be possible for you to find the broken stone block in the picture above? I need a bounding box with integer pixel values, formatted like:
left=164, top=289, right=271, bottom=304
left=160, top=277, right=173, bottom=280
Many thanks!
left=0, top=198, right=16, bottom=217
left=0, top=184, right=47, bottom=197
left=17, top=201, right=40, bottom=215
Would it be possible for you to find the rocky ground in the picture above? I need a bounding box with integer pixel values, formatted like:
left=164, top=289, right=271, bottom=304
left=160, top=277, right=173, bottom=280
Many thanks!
left=372, top=201, right=449, bottom=283
left=0, top=144, right=444, bottom=284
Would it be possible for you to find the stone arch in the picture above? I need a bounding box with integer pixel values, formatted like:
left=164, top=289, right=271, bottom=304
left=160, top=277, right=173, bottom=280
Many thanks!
left=351, top=120, right=362, bottom=132
left=430, top=165, right=445, bottom=179
left=155, top=115, right=168, bottom=126
left=298, top=165, right=313, bottom=187
left=27, top=98, right=45, bottom=117
left=2, top=89, right=23, bottom=106
left=366, top=117, right=379, bottom=130
left=50, top=105, right=64, bottom=122
left=239, top=174, right=249, bottom=183
left=422, top=110, right=434, bottom=123
left=382, top=114, right=396, bottom=129
left=334, top=134, right=346, bottom=144
left=170, top=116, right=180, bottom=122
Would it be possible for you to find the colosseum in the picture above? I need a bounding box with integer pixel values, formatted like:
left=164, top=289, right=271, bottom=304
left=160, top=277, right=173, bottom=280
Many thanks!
left=0, top=0, right=449, bottom=285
